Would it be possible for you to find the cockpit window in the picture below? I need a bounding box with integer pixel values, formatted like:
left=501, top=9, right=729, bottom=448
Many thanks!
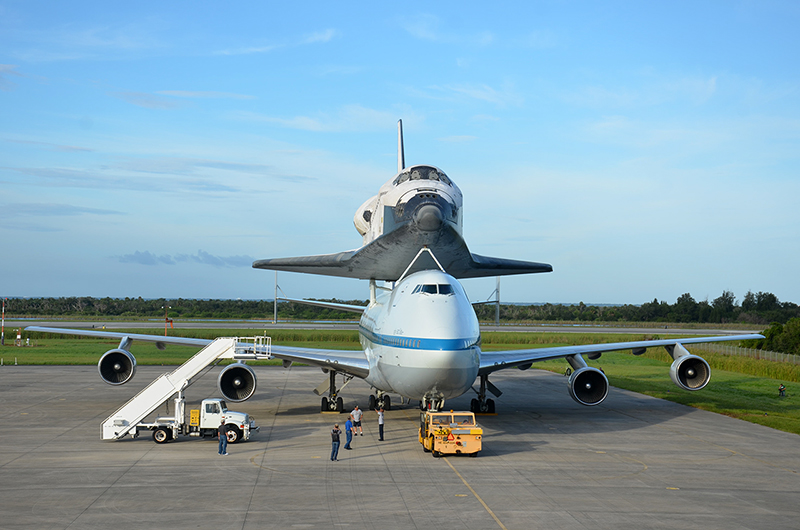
left=412, top=284, right=454, bottom=295
left=393, top=166, right=452, bottom=187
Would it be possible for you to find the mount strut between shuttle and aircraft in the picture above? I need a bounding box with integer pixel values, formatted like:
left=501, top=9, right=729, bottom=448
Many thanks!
left=252, top=222, right=552, bottom=281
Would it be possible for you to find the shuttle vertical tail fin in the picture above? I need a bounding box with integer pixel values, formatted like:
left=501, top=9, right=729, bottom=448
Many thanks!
left=398, top=119, right=405, bottom=172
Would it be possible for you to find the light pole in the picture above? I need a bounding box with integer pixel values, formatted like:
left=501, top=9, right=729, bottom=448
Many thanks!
left=162, top=305, right=172, bottom=336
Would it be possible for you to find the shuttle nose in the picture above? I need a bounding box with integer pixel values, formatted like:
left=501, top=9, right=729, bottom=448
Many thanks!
left=413, top=203, right=443, bottom=232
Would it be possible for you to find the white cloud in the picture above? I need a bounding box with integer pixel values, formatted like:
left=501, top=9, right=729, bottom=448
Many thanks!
left=118, top=249, right=254, bottom=268
left=155, top=90, right=256, bottom=100
left=110, top=91, right=182, bottom=110
left=302, top=29, right=337, bottom=44
left=232, top=105, right=421, bottom=132
left=0, top=64, right=23, bottom=90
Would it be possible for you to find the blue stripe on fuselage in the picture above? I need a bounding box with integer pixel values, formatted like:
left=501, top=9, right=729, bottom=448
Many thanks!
left=359, top=325, right=479, bottom=351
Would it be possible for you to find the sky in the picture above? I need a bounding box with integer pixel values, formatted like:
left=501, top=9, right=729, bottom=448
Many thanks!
left=1, top=1, right=799, bottom=306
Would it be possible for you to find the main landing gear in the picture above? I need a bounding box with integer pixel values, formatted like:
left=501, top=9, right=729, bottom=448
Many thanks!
left=368, top=391, right=391, bottom=411
left=470, top=374, right=501, bottom=413
left=319, top=370, right=352, bottom=413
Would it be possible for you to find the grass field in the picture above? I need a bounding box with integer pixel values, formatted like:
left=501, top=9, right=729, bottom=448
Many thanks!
left=6, top=328, right=799, bottom=436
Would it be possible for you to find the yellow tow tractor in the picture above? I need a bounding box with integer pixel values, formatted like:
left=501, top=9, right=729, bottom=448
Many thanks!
left=419, top=410, right=482, bottom=457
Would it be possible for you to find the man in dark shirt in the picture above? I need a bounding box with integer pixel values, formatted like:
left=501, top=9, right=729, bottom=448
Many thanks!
left=218, top=418, right=228, bottom=456
left=330, top=424, right=342, bottom=461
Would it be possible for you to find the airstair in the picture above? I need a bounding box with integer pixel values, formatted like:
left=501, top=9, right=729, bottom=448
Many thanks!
left=102, top=336, right=271, bottom=440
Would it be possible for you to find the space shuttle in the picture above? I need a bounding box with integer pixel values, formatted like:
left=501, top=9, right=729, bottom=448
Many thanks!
left=253, top=120, right=552, bottom=281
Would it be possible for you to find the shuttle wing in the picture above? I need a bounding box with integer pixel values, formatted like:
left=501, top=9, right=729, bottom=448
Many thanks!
left=253, top=223, right=552, bottom=281
left=478, top=333, right=765, bottom=375
left=26, top=326, right=370, bottom=379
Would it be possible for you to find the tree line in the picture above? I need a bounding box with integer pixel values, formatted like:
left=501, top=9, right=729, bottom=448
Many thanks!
left=3, top=297, right=367, bottom=321
left=5, top=290, right=800, bottom=355
left=475, top=290, right=798, bottom=325
left=5, top=290, right=797, bottom=325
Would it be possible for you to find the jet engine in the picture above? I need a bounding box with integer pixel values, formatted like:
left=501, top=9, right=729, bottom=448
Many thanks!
left=98, top=349, right=137, bottom=385
left=218, top=363, right=257, bottom=402
left=568, top=367, right=609, bottom=406
left=670, top=355, right=711, bottom=391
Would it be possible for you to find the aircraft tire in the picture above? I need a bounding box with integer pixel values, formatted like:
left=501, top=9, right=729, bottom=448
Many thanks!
left=321, top=397, right=329, bottom=412
left=383, top=395, right=391, bottom=411
left=368, top=395, right=376, bottom=410
left=336, top=397, right=344, bottom=412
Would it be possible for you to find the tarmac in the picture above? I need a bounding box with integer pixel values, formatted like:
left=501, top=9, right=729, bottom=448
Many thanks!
left=1, top=364, right=799, bottom=530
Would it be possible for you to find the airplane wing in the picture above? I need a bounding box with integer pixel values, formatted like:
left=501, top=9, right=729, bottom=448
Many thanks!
left=278, top=297, right=366, bottom=314
left=479, top=333, right=765, bottom=375
left=253, top=222, right=552, bottom=281
left=25, top=326, right=369, bottom=379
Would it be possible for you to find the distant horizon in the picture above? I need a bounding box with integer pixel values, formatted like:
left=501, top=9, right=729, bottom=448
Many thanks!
left=3, top=292, right=796, bottom=309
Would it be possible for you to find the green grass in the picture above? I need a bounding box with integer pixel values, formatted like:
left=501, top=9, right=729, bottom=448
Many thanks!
left=7, top=329, right=800, bottom=436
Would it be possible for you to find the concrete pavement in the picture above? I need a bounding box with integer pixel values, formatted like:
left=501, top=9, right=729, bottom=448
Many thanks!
left=1, top=364, right=797, bottom=529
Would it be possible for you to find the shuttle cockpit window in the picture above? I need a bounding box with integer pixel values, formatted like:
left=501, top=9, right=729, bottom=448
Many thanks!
left=393, top=166, right=452, bottom=187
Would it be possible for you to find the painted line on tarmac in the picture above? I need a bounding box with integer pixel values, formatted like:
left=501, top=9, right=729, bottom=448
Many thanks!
left=443, top=458, right=508, bottom=530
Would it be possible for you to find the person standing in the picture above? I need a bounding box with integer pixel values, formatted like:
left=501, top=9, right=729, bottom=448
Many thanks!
left=330, top=424, right=342, bottom=461
left=377, top=407, right=385, bottom=441
left=350, top=405, right=364, bottom=436
left=218, top=418, right=228, bottom=456
left=344, top=418, right=354, bottom=450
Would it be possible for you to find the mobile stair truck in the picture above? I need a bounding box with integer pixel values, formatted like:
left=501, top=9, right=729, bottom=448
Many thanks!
left=419, top=410, right=482, bottom=457
left=101, top=337, right=268, bottom=444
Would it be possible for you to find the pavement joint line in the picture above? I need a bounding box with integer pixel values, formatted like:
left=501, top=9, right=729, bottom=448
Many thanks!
left=443, top=457, right=508, bottom=530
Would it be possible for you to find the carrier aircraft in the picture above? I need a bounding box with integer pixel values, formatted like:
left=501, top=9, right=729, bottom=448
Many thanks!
left=28, top=121, right=763, bottom=414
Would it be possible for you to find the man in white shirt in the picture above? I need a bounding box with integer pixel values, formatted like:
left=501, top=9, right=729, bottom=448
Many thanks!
left=350, top=405, right=364, bottom=436
left=376, top=407, right=385, bottom=441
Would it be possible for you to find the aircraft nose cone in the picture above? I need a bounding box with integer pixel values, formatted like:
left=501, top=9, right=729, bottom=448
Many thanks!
left=414, top=204, right=443, bottom=232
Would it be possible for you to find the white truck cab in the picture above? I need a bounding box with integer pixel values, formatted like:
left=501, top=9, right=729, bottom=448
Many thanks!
left=143, top=396, right=258, bottom=444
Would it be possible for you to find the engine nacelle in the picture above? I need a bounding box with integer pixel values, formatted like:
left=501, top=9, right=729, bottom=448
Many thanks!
left=568, top=367, right=609, bottom=406
left=98, top=349, right=137, bottom=385
left=670, top=354, right=711, bottom=391
left=218, top=363, right=257, bottom=402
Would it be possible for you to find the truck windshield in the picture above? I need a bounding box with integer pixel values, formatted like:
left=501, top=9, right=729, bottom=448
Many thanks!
left=431, top=415, right=451, bottom=425
left=453, top=415, right=474, bottom=426
left=219, top=401, right=228, bottom=412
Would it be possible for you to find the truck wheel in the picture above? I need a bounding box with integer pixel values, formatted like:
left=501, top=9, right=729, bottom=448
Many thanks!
left=226, top=426, right=242, bottom=443
left=153, top=427, right=170, bottom=444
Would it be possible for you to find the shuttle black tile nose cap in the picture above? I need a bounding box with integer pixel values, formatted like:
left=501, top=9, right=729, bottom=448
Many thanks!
left=413, top=203, right=444, bottom=232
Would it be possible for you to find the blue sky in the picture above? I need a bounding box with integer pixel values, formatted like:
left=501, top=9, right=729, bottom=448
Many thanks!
left=1, top=1, right=798, bottom=306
